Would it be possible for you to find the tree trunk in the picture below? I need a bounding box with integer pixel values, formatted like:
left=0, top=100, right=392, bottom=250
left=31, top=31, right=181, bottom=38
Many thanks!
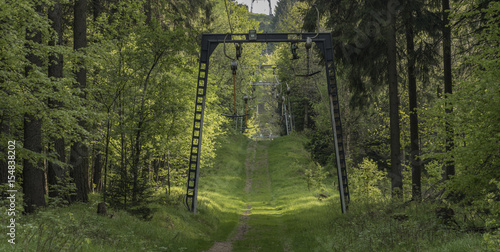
left=303, top=100, right=309, bottom=130
left=92, top=0, right=102, bottom=21
left=119, top=93, right=127, bottom=207
left=92, top=151, right=102, bottom=191
left=23, top=5, right=46, bottom=212
left=406, top=2, right=421, bottom=201
left=48, top=137, right=66, bottom=197
left=70, top=0, right=89, bottom=202
left=70, top=142, right=89, bottom=202
left=442, top=0, right=454, bottom=180
left=387, top=10, right=402, bottom=198
left=166, top=152, right=170, bottom=195
left=144, top=0, right=151, bottom=25
left=102, top=113, right=111, bottom=202
left=132, top=110, right=143, bottom=205
left=153, top=158, right=159, bottom=183
left=48, top=0, right=63, bottom=79
left=47, top=0, right=66, bottom=198
left=0, top=114, right=9, bottom=184
left=132, top=51, right=162, bottom=204
left=23, top=116, right=46, bottom=213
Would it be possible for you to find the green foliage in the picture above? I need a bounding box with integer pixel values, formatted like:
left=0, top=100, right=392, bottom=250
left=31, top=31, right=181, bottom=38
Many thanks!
left=47, top=172, right=76, bottom=207
left=314, top=200, right=485, bottom=252
left=0, top=183, right=24, bottom=218
left=2, top=134, right=489, bottom=251
left=305, top=130, right=333, bottom=166
left=18, top=211, right=86, bottom=251
left=0, top=0, right=250, bottom=213
left=2, top=0, right=499, bottom=250
left=0, top=0, right=86, bottom=168
left=421, top=160, right=446, bottom=198
left=411, top=2, right=500, bottom=245
left=81, top=0, right=235, bottom=208
left=482, top=179, right=500, bottom=250
left=304, top=161, right=329, bottom=192
left=421, top=0, right=500, bottom=203
left=273, top=1, right=308, bottom=33
left=1, top=134, right=250, bottom=251
left=235, top=135, right=486, bottom=251
left=350, top=158, right=388, bottom=203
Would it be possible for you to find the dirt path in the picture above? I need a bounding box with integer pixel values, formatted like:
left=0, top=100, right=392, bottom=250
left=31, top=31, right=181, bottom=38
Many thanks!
left=206, top=140, right=289, bottom=252
left=204, top=141, right=257, bottom=252
left=234, top=141, right=288, bottom=251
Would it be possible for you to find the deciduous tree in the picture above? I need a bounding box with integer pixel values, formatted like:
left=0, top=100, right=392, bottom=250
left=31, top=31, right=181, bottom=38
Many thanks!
left=70, top=0, right=90, bottom=203
left=23, top=4, right=46, bottom=213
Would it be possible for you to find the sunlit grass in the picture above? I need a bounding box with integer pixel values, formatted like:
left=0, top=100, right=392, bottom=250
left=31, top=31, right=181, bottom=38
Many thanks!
left=232, top=135, right=342, bottom=251
left=1, top=134, right=488, bottom=251
left=1, top=134, right=251, bottom=252
left=233, top=135, right=486, bottom=252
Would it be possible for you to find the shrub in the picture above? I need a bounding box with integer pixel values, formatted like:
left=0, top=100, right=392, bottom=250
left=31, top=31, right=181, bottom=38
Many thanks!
left=350, top=158, right=388, bottom=203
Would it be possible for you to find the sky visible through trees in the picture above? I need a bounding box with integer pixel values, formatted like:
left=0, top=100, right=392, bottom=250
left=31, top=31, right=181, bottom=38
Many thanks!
left=234, top=0, right=279, bottom=15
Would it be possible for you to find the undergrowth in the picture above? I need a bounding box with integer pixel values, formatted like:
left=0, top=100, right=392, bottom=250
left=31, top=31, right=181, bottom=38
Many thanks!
left=0, top=134, right=493, bottom=251
left=232, top=135, right=488, bottom=251
left=0, top=133, right=249, bottom=252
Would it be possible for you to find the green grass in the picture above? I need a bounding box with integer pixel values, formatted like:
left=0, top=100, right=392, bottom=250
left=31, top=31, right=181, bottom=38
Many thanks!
left=0, top=133, right=250, bottom=252
left=233, top=135, right=341, bottom=251
left=1, top=134, right=489, bottom=251
left=231, top=135, right=486, bottom=251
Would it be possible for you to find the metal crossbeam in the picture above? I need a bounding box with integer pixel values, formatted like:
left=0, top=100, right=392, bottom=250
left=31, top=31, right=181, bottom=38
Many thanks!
left=185, top=32, right=349, bottom=214
left=251, top=82, right=278, bottom=86
left=241, top=64, right=277, bottom=69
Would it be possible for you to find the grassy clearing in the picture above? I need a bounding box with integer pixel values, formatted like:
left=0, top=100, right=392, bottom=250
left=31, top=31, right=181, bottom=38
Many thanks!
left=1, top=133, right=489, bottom=251
left=233, top=135, right=341, bottom=251
left=233, top=134, right=486, bottom=251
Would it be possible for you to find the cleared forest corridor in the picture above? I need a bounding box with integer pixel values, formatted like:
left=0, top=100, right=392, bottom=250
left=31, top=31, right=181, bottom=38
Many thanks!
left=201, top=135, right=484, bottom=252
left=3, top=0, right=498, bottom=250
left=205, top=137, right=341, bottom=252
left=234, top=140, right=286, bottom=251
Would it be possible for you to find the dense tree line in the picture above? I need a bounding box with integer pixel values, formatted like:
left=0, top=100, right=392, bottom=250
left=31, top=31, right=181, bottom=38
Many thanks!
left=1, top=2, right=498, bottom=245
left=0, top=0, right=264, bottom=213
left=271, top=0, right=499, bottom=227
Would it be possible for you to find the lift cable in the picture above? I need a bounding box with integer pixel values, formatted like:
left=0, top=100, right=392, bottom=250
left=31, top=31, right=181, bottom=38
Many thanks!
left=222, top=0, right=244, bottom=118
left=223, top=34, right=235, bottom=61
left=294, top=4, right=322, bottom=77
left=233, top=65, right=237, bottom=114
left=294, top=40, right=321, bottom=77
left=223, top=0, right=234, bottom=34
left=309, top=4, right=320, bottom=39
left=222, top=0, right=244, bottom=120
left=223, top=0, right=237, bottom=62
left=221, top=61, right=247, bottom=118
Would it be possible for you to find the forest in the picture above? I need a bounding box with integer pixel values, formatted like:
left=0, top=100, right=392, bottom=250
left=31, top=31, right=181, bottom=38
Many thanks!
left=0, top=0, right=499, bottom=251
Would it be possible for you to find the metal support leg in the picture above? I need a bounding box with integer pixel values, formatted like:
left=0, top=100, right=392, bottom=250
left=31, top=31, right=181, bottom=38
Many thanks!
left=325, top=59, right=350, bottom=213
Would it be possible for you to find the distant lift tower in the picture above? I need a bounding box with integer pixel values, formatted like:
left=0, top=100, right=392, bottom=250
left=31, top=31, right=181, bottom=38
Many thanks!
left=251, top=0, right=272, bottom=16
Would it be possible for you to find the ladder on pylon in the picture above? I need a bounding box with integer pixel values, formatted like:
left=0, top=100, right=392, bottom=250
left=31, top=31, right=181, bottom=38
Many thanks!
left=326, top=59, right=350, bottom=213
left=185, top=59, right=209, bottom=213
left=283, top=104, right=292, bottom=135
left=286, top=111, right=292, bottom=134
